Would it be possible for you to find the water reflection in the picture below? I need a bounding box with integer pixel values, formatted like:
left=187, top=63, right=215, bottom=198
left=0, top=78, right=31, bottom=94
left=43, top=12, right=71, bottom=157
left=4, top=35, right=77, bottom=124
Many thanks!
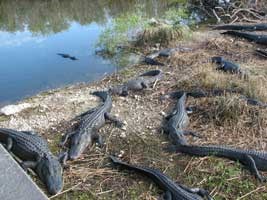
left=0, top=0, right=175, bottom=105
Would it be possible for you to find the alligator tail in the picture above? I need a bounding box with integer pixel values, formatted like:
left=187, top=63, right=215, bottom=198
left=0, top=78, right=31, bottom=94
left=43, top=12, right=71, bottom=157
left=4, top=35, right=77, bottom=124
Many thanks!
left=91, top=91, right=109, bottom=102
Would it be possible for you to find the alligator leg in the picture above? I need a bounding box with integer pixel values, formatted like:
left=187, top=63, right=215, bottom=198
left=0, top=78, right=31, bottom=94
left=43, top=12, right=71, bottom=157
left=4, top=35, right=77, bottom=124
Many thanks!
left=92, top=132, right=104, bottom=148
left=182, top=130, right=202, bottom=138
left=60, top=131, right=76, bottom=147
left=58, top=151, right=69, bottom=165
left=244, top=154, right=266, bottom=182
left=20, top=161, right=38, bottom=171
left=141, top=82, right=149, bottom=89
left=104, top=113, right=124, bottom=128
left=6, top=137, right=13, bottom=151
left=162, top=191, right=172, bottom=200
left=178, top=184, right=213, bottom=200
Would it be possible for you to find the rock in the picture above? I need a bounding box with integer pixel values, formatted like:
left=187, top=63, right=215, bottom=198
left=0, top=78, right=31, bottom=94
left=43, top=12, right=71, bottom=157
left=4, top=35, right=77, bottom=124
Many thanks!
left=0, top=103, right=32, bottom=115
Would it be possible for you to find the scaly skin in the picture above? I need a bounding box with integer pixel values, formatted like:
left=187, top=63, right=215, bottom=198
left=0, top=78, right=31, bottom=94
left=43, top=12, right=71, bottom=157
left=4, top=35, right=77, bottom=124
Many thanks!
left=60, top=91, right=123, bottom=162
left=212, top=23, right=267, bottom=31
left=0, top=128, right=63, bottom=195
left=110, top=70, right=163, bottom=96
left=164, top=93, right=199, bottom=146
left=176, top=144, right=267, bottom=181
left=110, top=156, right=213, bottom=200
left=221, top=31, right=267, bottom=45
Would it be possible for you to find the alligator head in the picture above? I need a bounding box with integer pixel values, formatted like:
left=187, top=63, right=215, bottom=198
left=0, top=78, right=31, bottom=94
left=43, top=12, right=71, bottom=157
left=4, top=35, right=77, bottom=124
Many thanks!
left=68, top=130, right=93, bottom=160
left=35, top=154, right=63, bottom=195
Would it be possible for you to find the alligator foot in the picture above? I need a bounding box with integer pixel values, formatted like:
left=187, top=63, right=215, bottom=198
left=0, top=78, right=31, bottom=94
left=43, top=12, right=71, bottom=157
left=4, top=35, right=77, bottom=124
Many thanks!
left=162, top=191, right=172, bottom=200
left=60, top=131, right=76, bottom=147
left=179, top=184, right=213, bottom=200
left=182, top=130, right=202, bottom=138
left=58, top=151, right=69, bottom=166
left=244, top=154, right=266, bottom=182
left=104, top=113, right=125, bottom=128
left=92, top=133, right=104, bottom=148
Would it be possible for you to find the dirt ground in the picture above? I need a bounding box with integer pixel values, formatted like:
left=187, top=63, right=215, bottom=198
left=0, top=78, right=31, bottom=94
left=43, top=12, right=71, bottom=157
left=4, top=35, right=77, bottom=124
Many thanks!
left=0, top=29, right=267, bottom=200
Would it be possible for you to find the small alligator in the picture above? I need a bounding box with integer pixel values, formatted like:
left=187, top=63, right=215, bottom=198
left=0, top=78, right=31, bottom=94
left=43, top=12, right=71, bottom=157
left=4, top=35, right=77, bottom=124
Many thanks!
left=143, top=57, right=164, bottom=66
left=0, top=128, right=63, bottom=195
left=164, top=93, right=200, bottom=146
left=147, top=47, right=193, bottom=59
left=60, top=91, right=123, bottom=163
left=57, top=53, right=78, bottom=61
left=175, top=144, right=267, bottom=182
left=221, top=31, right=267, bottom=45
left=110, top=70, right=163, bottom=96
left=110, top=155, right=213, bottom=200
left=211, top=23, right=267, bottom=31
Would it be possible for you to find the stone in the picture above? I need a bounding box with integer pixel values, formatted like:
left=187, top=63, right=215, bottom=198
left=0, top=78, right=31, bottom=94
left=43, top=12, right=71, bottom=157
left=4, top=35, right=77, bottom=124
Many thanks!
left=0, top=144, right=48, bottom=200
left=0, top=103, right=32, bottom=115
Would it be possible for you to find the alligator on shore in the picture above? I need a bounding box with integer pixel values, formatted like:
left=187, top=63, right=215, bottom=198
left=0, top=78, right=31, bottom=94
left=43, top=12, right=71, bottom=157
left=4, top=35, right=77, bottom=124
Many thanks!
left=110, top=155, right=213, bottom=200
left=146, top=47, right=193, bottom=59
left=161, top=89, right=267, bottom=108
left=221, top=31, right=267, bottom=45
left=175, top=144, right=267, bottom=182
left=163, top=93, right=200, bottom=147
left=255, top=49, right=267, bottom=58
left=211, top=23, right=267, bottom=31
left=59, top=91, right=123, bottom=163
left=211, top=56, right=248, bottom=79
left=0, top=128, right=63, bottom=195
left=110, top=69, right=163, bottom=96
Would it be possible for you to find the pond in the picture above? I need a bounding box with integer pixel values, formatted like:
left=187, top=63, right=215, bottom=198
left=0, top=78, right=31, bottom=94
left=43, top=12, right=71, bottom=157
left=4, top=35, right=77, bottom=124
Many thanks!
left=0, top=0, right=189, bottom=106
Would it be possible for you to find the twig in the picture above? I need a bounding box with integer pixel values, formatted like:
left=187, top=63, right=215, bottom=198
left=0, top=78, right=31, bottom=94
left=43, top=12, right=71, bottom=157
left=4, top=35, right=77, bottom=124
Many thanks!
left=237, top=186, right=265, bottom=200
left=212, top=9, right=221, bottom=23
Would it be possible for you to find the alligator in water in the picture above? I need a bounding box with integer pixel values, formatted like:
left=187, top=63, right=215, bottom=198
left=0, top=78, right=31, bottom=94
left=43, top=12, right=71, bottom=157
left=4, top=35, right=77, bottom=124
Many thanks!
left=110, top=155, right=213, bottom=200
left=57, top=53, right=78, bottom=60
left=163, top=93, right=200, bottom=146
left=110, top=69, right=163, bottom=96
left=211, top=23, right=267, bottom=31
left=60, top=91, right=123, bottom=163
left=0, top=128, right=63, bottom=195
left=221, top=31, right=267, bottom=45
left=175, top=144, right=267, bottom=182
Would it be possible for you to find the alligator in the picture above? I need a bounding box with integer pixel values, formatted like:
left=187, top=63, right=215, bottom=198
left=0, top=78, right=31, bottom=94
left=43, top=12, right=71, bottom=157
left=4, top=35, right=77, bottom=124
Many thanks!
left=255, top=49, right=267, bottom=58
left=57, top=53, right=78, bottom=60
left=161, top=89, right=267, bottom=108
left=143, top=57, right=164, bottom=66
left=110, top=155, right=213, bottom=200
left=60, top=91, right=123, bottom=163
left=0, top=128, right=63, bottom=195
left=110, top=69, right=163, bottom=96
left=175, top=144, right=267, bottom=182
left=163, top=93, right=200, bottom=146
left=211, top=23, right=267, bottom=31
left=221, top=31, right=267, bottom=45
left=147, top=47, right=193, bottom=59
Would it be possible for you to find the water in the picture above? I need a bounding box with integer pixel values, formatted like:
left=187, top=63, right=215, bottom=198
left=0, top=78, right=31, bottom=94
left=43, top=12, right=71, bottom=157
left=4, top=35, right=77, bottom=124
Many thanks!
left=0, top=0, right=182, bottom=106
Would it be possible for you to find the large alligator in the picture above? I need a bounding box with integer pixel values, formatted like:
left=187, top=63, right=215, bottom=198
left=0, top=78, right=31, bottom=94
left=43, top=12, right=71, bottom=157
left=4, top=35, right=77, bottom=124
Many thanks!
left=0, top=128, right=63, bottom=195
left=175, top=144, right=267, bottom=182
left=164, top=93, right=199, bottom=146
left=161, top=89, right=267, bottom=108
left=60, top=91, right=123, bottom=162
left=110, top=69, right=163, bottom=96
left=110, top=155, right=213, bottom=200
left=221, top=31, right=267, bottom=45
left=212, top=23, right=267, bottom=31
